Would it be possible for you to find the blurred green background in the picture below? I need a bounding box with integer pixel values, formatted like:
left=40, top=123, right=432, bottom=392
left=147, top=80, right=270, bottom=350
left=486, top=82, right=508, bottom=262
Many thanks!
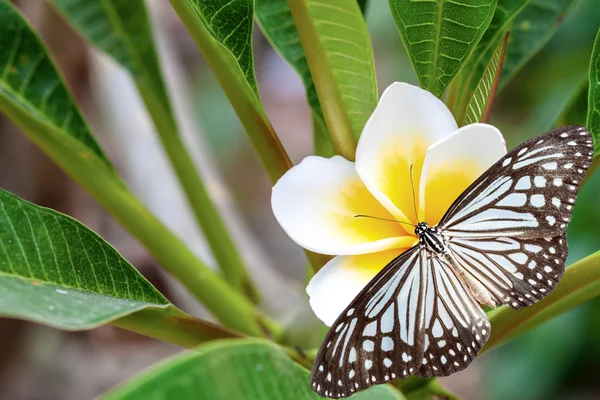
left=0, top=0, right=598, bottom=399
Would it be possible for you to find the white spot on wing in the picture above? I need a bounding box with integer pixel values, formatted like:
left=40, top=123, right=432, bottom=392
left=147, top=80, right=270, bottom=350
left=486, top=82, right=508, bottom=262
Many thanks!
left=497, top=193, right=527, bottom=207
left=382, top=337, right=394, bottom=352
left=432, top=319, right=443, bottom=338
left=515, top=176, right=531, bottom=190
left=530, top=194, right=545, bottom=207
left=363, top=321, right=377, bottom=336
left=534, top=176, right=546, bottom=187
left=509, top=253, right=528, bottom=264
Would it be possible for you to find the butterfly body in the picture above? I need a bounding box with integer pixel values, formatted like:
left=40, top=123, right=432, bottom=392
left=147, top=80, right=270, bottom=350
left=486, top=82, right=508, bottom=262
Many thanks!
left=415, top=222, right=445, bottom=253
left=311, top=126, right=594, bottom=399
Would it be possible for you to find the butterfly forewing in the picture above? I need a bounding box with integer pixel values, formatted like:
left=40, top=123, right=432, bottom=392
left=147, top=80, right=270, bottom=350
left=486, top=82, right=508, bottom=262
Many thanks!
left=440, top=126, right=593, bottom=238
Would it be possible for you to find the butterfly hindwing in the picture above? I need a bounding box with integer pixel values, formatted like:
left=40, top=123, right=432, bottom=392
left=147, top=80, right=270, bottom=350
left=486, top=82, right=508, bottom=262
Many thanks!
left=311, top=247, right=423, bottom=398
left=440, top=126, right=593, bottom=238
left=311, top=246, right=491, bottom=397
left=417, top=253, right=489, bottom=377
left=447, top=234, right=567, bottom=309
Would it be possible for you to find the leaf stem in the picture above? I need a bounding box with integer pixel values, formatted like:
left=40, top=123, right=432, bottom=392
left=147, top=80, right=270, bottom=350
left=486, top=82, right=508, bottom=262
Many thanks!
left=479, top=32, right=509, bottom=124
left=287, top=0, right=358, bottom=160
left=0, top=93, right=270, bottom=336
left=112, top=306, right=243, bottom=348
left=49, top=0, right=260, bottom=303
left=138, top=85, right=260, bottom=302
left=169, top=0, right=292, bottom=183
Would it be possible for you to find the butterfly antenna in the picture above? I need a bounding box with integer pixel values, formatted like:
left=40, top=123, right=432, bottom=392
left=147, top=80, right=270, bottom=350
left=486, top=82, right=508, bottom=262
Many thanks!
left=354, top=214, right=415, bottom=228
left=409, top=164, right=419, bottom=222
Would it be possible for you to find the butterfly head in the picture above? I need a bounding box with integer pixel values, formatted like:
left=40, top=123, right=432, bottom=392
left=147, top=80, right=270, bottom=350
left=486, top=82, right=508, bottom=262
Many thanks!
left=414, top=221, right=430, bottom=237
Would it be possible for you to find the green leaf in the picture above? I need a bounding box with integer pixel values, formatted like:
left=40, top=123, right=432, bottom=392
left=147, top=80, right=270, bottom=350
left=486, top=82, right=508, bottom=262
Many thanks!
left=0, top=188, right=241, bottom=345
left=484, top=250, right=600, bottom=352
left=0, top=0, right=114, bottom=174
left=463, top=31, right=509, bottom=125
left=0, top=0, right=267, bottom=337
left=551, top=74, right=587, bottom=129
left=449, top=0, right=530, bottom=118
left=49, top=0, right=259, bottom=302
left=196, top=0, right=258, bottom=93
left=588, top=28, right=600, bottom=155
left=358, top=0, right=369, bottom=15
left=288, top=0, right=378, bottom=160
left=0, top=188, right=168, bottom=329
left=255, top=0, right=333, bottom=157
left=102, top=339, right=405, bottom=400
left=403, top=379, right=458, bottom=400
left=500, top=0, right=578, bottom=88
left=170, top=0, right=291, bottom=182
left=388, top=0, right=497, bottom=97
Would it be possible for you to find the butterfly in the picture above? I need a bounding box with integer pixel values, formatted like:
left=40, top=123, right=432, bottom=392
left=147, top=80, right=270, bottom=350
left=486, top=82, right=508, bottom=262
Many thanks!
left=311, top=126, right=594, bottom=398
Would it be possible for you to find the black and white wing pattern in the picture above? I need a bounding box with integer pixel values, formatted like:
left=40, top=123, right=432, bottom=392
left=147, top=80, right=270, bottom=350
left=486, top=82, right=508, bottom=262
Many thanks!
left=447, top=234, right=567, bottom=309
left=416, top=253, right=489, bottom=377
left=311, top=247, right=489, bottom=398
left=439, top=126, right=592, bottom=309
left=440, top=126, right=593, bottom=239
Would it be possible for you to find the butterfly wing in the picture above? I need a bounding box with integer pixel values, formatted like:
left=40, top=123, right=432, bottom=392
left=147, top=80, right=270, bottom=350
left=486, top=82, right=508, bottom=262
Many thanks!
left=438, top=126, right=592, bottom=309
left=417, top=253, right=489, bottom=377
left=439, top=126, right=593, bottom=239
left=311, top=246, right=489, bottom=398
left=311, top=246, right=423, bottom=399
left=447, top=234, right=567, bottom=309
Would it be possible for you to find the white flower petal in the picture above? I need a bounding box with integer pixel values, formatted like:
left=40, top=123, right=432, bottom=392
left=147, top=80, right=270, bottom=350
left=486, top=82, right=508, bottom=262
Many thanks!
left=419, top=123, right=507, bottom=225
left=306, top=249, right=409, bottom=326
left=356, top=82, right=458, bottom=224
left=272, top=156, right=414, bottom=255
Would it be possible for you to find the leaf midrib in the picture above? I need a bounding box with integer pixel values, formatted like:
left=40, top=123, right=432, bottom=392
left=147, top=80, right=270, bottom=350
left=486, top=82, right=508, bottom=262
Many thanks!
left=429, top=0, right=446, bottom=92
left=0, top=190, right=167, bottom=304
left=0, top=77, right=119, bottom=178
left=0, top=270, right=168, bottom=307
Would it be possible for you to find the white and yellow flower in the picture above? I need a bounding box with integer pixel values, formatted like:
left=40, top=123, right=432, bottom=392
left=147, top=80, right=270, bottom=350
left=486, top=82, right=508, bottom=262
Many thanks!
left=271, top=82, right=506, bottom=326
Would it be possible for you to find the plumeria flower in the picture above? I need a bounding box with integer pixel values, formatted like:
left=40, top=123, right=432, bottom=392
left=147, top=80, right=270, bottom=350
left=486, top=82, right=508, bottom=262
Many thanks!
left=271, top=83, right=506, bottom=326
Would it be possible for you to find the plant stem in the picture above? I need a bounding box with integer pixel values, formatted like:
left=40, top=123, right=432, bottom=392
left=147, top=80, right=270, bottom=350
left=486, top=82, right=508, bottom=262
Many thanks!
left=0, top=93, right=272, bottom=336
left=138, top=84, right=259, bottom=302
left=112, top=306, right=243, bottom=348
left=169, top=0, right=292, bottom=183
left=48, top=0, right=259, bottom=301
left=287, top=0, right=358, bottom=161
